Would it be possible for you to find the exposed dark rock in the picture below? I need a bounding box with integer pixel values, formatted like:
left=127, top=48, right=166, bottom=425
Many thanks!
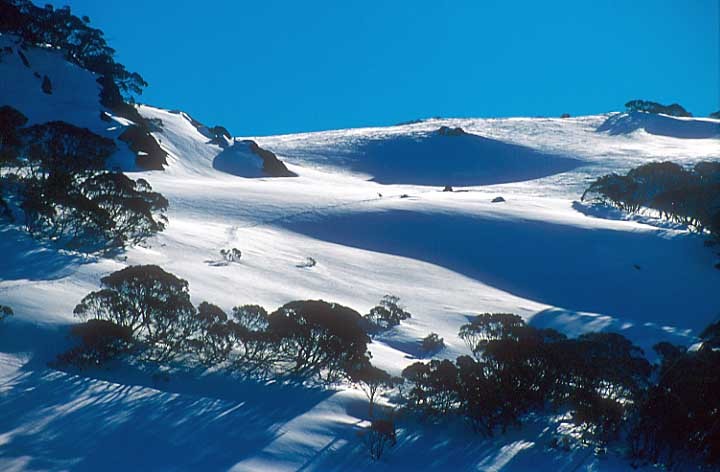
left=443, top=185, right=454, bottom=192
left=99, top=111, right=111, bottom=122
left=560, top=113, right=571, bottom=118
left=437, top=126, right=466, bottom=136
left=210, top=126, right=231, bottom=139
left=395, top=118, right=425, bottom=126
left=119, top=125, right=168, bottom=170
left=491, top=196, right=505, bottom=203
left=244, top=140, right=296, bottom=177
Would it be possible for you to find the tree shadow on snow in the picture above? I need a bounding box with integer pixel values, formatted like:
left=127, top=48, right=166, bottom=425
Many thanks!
left=0, top=360, right=334, bottom=471
left=305, top=412, right=594, bottom=471
left=0, top=226, right=95, bottom=282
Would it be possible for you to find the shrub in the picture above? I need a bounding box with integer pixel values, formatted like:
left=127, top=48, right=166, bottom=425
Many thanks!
left=624, top=99, right=692, bottom=117
left=629, top=337, right=720, bottom=468
left=57, top=319, right=133, bottom=368
left=0, top=105, right=27, bottom=164
left=0, top=304, right=13, bottom=322
left=420, top=332, right=444, bottom=353
left=458, top=313, right=525, bottom=360
left=80, top=173, right=168, bottom=247
left=348, top=363, right=394, bottom=417
left=1, top=117, right=167, bottom=249
left=224, top=305, right=278, bottom=374
left=363, top=417, right=397, bottom=460
left=73, top=265, right=197, bottom=361
left=402, top=314, right=649, bottom=442
left=401, top=359, right=459, bottom=416
left=220, top=248, right=241, bottom=262
left=268, top=300, right=370, bottom=381
left=582, top=161, right=720, bottom=238
left=190, top=301, right=233, bottom=365
left=0, top=0, right=147, bottom=102
left=437, top=126, right=466, bottom=136
left=364, top=295, right=412, bottom=333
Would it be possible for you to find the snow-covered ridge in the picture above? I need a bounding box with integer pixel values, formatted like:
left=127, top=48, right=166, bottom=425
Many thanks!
left=2, top=33, right=720, bottom=471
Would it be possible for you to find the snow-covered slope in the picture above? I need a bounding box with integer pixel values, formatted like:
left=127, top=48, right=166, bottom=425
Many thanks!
left=2, top=39, right=720, bottom=471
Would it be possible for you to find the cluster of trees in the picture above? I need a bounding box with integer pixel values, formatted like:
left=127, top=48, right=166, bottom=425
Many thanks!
left=362, top=294, right=412, bottom=333
left=625, top=100, right=692, bottom=117
left=0, top=106, right=167, bottom=249
left=68, top=265, right=373, bottom=384
left=582, top=161, right=720, bottom=238
left=628, top=325, right=720, bottom=469
left=0, top=0, right=146, bottom=106
left=61, top=266, right=720, bottom=466
left=399, top=313, right=720, bottom=469
left=401, top=314, right=650, bottom=443
left=0, top=1, right=168, bottom=170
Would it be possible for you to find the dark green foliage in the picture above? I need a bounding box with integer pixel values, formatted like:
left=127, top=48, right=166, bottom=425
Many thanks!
left=0, top=105, right=28, bottom=164
left=73, top=265, right=197, bottom=361
left=226, top=305, right=277, bottom=373
left=629, top=339, right=720, bottom=468
left=0, top=304, right=13, bottom=322
left=401, top=359, right=459, bottom=416
left=0, top=0, right=147, bottom=102
left=188, top=302, right=277, bottom=372
left=364, top=295, right=412, bottom=333
left=57, top=319, right=133, bottom=368
left=21, top=121, right=115, bottom=176
left=269, top=300, right=370, bottom=380
left=582, top=161, right=720, bottom=238
left=0, top=118, right=166, bottom=249
left=210, top=126, right=231, bottom=140
left=81, top=173, right=168, bottom=246
left=190, top=301, right=233, bottom=365
left=347, top=363, right=394, bottom=417
left=402, top=315, right=649, bottom=444
left=0, top=106, right=27, bottom=219
left=625, top=99, right=692, bottom=117
left=420, top=332, right=444, bottom=353
left=364, top=418, right=397, bottom=460
left=458, top=313, right=525, bottom=359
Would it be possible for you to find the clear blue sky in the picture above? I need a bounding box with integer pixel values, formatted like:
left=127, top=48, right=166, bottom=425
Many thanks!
left=54, top=0, right=718, bottom=136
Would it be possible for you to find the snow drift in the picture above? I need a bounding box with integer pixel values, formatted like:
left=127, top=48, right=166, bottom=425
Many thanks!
left=597, top=111, right=720, bottom=139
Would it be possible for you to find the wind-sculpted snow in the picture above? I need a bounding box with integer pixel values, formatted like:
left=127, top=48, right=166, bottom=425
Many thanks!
left=257, top=129, right=583, bottom=186
left=281, top=205, right=720, bottom=353
left=597, top=111, right=720, bottom=139
left=212, top=140, right=266, bottom=178
left=0, top=35, right=105, bottom=133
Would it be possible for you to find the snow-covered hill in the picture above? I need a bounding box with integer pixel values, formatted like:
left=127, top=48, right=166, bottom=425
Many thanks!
left=1, top=36, right=719, bottom=471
